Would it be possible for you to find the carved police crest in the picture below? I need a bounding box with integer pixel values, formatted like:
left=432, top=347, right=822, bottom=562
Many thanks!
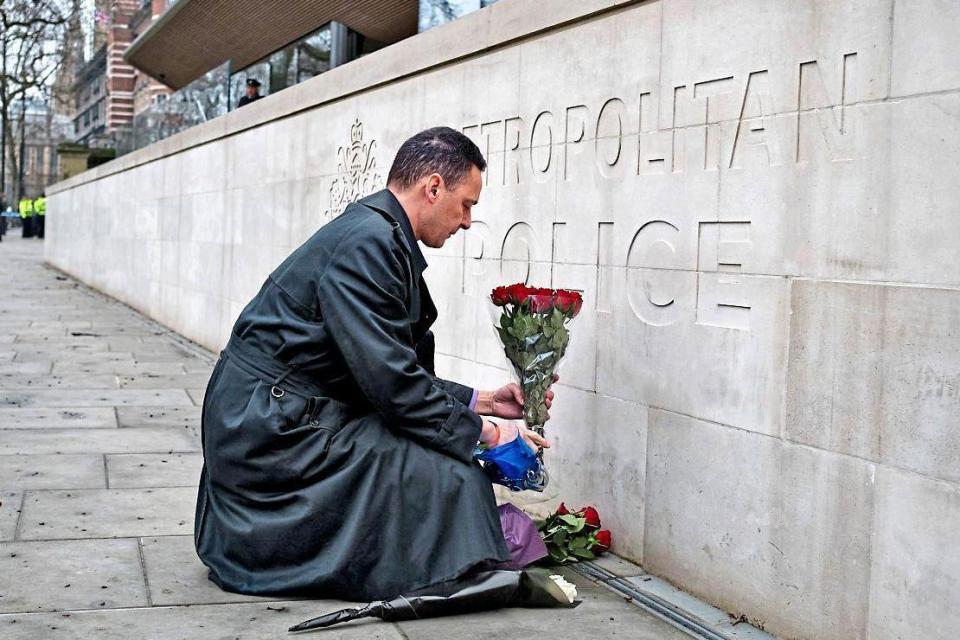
left=326, top=119, right=383, bottom=218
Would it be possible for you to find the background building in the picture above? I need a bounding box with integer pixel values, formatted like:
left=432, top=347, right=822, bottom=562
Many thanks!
left=1, top=99, right=72, bottom=203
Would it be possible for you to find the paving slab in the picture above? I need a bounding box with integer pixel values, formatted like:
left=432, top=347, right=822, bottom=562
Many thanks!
left=0, top=361, right=54, bottom=375
left=0, top=600, right=393, bottom=640
left=0, top=427, right=198, bottom=455
left=16, top=351, right=134, bottom=365
left=0, top=455, right=106, bottom=491
left=0, top=490, right=22, bottom=541
left=115, top=406, right=201, bottom=429
left=0, top=374, right=119, bottom=390
left=0, top=539, right=148, bottom=613
left=106, top=454, right=203, bottom=488
left=187, top=388, right=206, bottom=406
left=53, top=360, right=188, bottom=376
left=0, top=389, right=193, bottom=409
left=29, top=321, right=90, bottom=330
left=11, top=345, right=110, bottom=360
left=117, top=373, right=211, bottom=390
left=140, top=535, right=282, bottom=606
left=18, top=487, right=196, bottom=540
left=589, top=553, right=646, bottom=578
left=12, top=336, right=107, bottom=347
left=0, top=408, right=117, bottom=429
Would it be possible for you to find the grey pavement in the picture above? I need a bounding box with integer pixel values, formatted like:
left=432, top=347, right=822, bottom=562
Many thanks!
left=0, top=235, right=693, bottom=639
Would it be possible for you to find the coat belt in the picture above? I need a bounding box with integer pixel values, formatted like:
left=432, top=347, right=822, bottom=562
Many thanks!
left=222, top=334, right=327, bottom=400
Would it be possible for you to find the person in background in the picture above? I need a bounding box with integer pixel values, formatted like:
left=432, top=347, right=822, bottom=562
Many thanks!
left=237, top=78, right=263, bottom=107
left=33, top=193, right=46, bottom=239
left=18, top=197, right=33, bottom=238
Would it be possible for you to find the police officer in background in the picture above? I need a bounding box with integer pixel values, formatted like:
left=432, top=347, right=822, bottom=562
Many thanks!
left=237, top=78, right=263, bottom=108
left=18, top=197, right=33, bottom=238
left=33, top=193, right=46, bottom=239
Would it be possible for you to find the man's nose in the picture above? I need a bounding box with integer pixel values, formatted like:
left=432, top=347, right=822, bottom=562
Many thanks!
left=461, top=211, right=471, bottom=230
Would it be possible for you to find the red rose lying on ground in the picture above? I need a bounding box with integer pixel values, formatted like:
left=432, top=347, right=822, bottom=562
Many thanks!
left=582, top=506, right=600, bottom=529
left=592, top=530, right=612, bottom=553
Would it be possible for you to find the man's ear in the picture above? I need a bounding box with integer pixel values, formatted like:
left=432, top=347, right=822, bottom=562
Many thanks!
left=426, top=174, right=443, bottom=202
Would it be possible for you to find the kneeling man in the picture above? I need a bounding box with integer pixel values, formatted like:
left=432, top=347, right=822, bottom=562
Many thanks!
left=194, top=127, right=548, bottom=600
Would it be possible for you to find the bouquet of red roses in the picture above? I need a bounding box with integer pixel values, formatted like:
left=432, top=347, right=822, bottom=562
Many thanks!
left=489, top=283, right=582, bottom=489
left=538, top=503, right=612, bottom=564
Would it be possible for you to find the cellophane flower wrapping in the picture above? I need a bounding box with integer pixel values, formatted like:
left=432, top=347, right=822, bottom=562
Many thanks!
left=483, top=283, right=582, bottom=492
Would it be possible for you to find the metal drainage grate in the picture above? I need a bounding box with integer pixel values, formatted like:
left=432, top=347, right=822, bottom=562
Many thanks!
left=572, top=561, right=731, bottom=640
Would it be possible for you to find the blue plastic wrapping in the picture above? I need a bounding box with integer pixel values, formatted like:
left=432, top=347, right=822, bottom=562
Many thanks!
left=475, top=437, right=547, bottom=492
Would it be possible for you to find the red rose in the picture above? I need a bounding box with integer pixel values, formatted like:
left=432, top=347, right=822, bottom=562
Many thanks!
left=592, top=529, right=612, bottom=553
left=556, top=502, right=569, bottom=516
left=490, top=286, right=510, bottom=306
left=554, top=289, right=583, bottom=317
left=505, top=283, right=531, bottom=305
left=581, top=506, right=600, bottom=529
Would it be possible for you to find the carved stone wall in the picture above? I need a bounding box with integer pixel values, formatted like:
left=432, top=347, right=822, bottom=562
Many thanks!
left=44, top=1, right=960, bottom=639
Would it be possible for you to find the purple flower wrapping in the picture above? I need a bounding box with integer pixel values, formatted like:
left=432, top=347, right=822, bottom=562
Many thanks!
left=495, top=503, right=548, bottom=569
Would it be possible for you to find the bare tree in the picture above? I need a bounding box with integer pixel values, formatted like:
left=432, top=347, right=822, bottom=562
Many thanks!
left=0, top=0, right=74, bottom=206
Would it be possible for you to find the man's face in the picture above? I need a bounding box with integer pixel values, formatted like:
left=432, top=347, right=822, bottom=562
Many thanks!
left=421, top=166, right=482, bottom=248
left=245, top=85, right=258, bottom=98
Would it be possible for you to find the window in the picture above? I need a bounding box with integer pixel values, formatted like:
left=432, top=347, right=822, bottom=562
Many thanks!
left=297, top=28, right=331, bottom=83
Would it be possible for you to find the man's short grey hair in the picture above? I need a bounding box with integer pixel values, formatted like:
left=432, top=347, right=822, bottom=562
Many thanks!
left=387, top=127, right=487, bottom=190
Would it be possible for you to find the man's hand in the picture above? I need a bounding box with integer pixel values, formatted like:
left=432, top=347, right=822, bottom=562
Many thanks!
left=476, top=375, right=558, bottom=420
left=480, top=420, right=551, bottom=452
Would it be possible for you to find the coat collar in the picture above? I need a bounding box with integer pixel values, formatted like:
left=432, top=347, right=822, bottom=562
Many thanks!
left=359, top=189, right=428, bottom=276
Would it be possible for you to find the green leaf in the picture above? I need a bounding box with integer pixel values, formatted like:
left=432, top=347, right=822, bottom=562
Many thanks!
left=548, top=547, right=570, bottom=564
left=571, top=547, right=596, bottom=560
left=558, top=514, right=586, bottom=533
left=569, top=536, right=589, bottom=550
left=553, top=528, right=568, bottom=547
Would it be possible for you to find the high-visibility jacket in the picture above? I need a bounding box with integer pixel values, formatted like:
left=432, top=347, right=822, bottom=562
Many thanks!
left=33, top=197, right=46, bottom=216
left=18, top=199, right=33, bottom=218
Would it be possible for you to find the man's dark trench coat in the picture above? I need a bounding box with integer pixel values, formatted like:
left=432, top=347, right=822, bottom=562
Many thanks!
left=194, top=189, right=510, bottom=600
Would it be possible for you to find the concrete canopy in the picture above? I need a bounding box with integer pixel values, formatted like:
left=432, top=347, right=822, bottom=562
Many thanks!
left=123, top=0, right=419, bottom=90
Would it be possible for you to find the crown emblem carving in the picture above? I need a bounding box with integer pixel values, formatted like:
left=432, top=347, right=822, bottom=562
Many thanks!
left=326, top=118, right=383, bottom=218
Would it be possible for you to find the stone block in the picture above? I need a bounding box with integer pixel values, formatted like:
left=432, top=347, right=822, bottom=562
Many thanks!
left=890, top=0, right=960, bottom=96
left=18, top=487, right=196, bottom=540
left=644, top=409, right=874, bottom=640
left=867, top=467, right=960, bottom=640
left=660, top=0, right=891, bottom=116
left=547, top=386, right=648, bottom=562
left=786, top=280, right=960, bottom=482
left=0, top=538, right=147, bottom=613
left=596, top=268, right=790, bottom=437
